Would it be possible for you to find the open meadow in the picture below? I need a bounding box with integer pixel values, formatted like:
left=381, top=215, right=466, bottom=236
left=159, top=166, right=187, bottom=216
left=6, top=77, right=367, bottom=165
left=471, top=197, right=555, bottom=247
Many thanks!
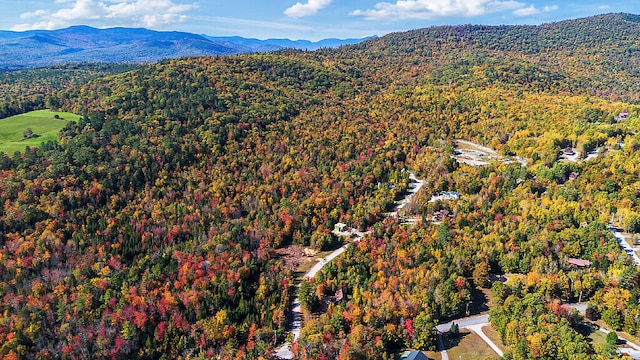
left=0, top=109, right=79, bottom=154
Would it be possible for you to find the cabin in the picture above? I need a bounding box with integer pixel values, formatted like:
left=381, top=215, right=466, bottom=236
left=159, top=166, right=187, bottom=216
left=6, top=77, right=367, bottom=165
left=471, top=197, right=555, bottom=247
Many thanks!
left=399, top=350, right=429, bottom=360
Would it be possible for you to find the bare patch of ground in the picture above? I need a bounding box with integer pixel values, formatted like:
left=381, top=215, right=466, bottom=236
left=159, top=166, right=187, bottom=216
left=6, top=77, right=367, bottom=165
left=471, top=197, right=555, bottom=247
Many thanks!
left=453, top=139, right=527, bottom=166
left=452, top=140, right=496, bottom=166
left=274, top=245, right=316, bottom=272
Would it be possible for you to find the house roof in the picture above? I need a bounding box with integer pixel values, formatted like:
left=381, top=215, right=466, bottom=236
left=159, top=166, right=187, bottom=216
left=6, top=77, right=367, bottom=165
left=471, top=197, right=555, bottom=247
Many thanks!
left=568, top=258, right=591, bottom=267
left=399, top=350, right=429, bottom=360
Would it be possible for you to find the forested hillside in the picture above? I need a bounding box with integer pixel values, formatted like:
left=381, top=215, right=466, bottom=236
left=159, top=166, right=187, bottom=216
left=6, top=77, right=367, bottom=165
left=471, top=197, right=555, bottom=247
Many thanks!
left=0, top=63, right=139, bottom=119
left=1, top=13, right=640, bottom=359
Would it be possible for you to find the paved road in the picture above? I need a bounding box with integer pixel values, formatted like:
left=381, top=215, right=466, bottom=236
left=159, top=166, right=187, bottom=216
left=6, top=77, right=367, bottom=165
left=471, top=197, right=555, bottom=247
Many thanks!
left=609, top=225, right=640, bottom=266
left=569, top=303, right=587, bottom=314
left=435, top=314, right=489, bottom=333
left=305, top=244, right=348, bottom=279
left=597, top=327, right=640, bottom=359
left=390, top=173, right=424, bottom=218
left=438, top=333, right=449, bottom=360
left=275, top=172, right=425, bottom=359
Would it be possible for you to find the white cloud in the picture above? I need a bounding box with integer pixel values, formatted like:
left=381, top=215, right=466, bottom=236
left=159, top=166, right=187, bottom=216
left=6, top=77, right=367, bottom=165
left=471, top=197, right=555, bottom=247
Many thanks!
left=512, top=3, right=557, bottom=16
left=20, top=10, right=49, bottom=19
left=350, top=0, right=527, bottom=20
left=513, top=4, right=539, bottom=16
left=284, top=0, right=332, bottom=18
left=11, top=0, right=196, bottom=31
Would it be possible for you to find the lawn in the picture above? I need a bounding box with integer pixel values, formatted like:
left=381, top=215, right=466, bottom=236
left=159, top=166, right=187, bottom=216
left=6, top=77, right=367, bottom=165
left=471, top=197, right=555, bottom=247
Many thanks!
left=0, top=110, right=79, bottom=154
left=481, top=324, right=510, bottom=353
left=445, top=329, right=499, bottom=359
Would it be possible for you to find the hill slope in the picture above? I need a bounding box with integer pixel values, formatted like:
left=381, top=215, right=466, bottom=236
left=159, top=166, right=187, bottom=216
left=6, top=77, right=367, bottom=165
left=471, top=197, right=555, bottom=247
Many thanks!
left=0, top=13, right=640, bottom=359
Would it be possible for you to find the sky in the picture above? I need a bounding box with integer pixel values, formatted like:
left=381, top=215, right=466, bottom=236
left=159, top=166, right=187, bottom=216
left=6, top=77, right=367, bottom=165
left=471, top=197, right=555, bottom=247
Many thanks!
left=0, top=0, right=638, bottom=40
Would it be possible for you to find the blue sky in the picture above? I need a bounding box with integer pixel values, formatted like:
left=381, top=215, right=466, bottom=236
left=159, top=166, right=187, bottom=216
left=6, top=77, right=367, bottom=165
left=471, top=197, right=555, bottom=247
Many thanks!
left=1, top=0, right=638, bottom=40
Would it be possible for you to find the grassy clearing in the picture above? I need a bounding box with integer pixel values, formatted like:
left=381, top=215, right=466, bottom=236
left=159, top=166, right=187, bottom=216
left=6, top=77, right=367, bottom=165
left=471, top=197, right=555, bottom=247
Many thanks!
left=422, top=350, right=442, bottom=360
left=481, top=324, right=510, bottom=353
left=587, top=328, right=608, bottom=347
left=445, top=330, right=498, bottom=359
left=0, top=110, right=79, bottom=154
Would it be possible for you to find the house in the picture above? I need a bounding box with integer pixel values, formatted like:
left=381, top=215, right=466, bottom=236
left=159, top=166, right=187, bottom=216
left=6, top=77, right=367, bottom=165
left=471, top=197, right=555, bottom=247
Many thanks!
left=567, top=258, right=591, bottom=268
left=323, top=288, right=345, bottom=305
left=399, top=350, right=429, bottom=360
left=429, top=191, right=461, bottom=203
left=431, top=209, right=449, bottom=222
left=334, top=223, right=348, bottom=233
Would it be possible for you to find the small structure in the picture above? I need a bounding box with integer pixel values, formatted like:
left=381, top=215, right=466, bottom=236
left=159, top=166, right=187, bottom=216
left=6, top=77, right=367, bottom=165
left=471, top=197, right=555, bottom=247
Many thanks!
left=431, top=209, right=449, bottom=222
left=563, top=147, right=575, bottom=156
left=616, top=112, right=630, bottom=121
left=323, top=289, right=345, bottom=305
left=399, top=350, right=429, bottom=360
left=303, top=248, right=319, bottom=257
left=334, top=223, right=348, bottom=233
left=429, top=191, right=461, bottom=203
left=567, top=258, right=591, bottom=268
left=569, top=172, right=579, bottom=181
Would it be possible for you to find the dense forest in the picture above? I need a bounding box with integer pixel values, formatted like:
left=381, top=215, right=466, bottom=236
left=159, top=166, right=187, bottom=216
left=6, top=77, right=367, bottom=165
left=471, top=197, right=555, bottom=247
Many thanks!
left=1, top=13, right=640, bottom=359
left=0, top=63, right=139, bottom=119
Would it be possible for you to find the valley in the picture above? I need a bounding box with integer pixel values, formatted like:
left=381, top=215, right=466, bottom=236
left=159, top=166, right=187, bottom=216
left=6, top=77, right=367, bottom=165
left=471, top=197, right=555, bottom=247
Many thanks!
left=0, top=12, right=640, bottom=360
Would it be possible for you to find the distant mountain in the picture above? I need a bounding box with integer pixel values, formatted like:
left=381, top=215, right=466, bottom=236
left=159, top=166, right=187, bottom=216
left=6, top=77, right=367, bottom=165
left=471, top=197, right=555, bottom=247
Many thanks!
left=0, top=26, right=373, bottom=71
left=203, top=35, right=377, bottom=52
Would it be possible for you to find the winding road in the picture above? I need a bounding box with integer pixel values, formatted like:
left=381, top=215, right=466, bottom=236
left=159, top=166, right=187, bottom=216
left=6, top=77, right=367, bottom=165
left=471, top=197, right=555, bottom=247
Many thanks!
left=275, top=173, right=424, bottom=359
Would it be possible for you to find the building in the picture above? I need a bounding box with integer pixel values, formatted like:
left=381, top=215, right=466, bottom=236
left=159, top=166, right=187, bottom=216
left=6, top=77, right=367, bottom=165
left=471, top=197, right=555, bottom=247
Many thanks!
left=429, top=191, right=461, bottom=203
left=431, top=209, right=449, bottom=222
left=616, top=112, right=630, bottom=121
left=399, top=350, right=429, bottom=360
left=334, top=223, right=348, bottom=233
left=323, top=288, right=345, bottom=305
left=567, top=258, right=591, bottom=268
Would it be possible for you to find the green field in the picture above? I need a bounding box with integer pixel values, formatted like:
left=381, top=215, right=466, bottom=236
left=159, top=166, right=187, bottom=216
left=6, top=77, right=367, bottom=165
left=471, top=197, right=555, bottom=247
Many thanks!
left=0, top=110, right=80, bottom=154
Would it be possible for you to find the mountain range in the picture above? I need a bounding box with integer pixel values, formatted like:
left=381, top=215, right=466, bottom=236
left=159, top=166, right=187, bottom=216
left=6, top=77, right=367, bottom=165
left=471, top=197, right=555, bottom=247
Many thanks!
left=0, top=25, right=374, bottom=71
